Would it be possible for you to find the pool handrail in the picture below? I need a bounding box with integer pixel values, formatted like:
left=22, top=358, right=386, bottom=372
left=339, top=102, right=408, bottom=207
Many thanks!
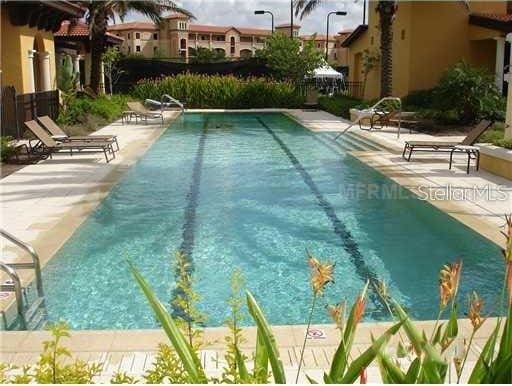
left=0, top=262, right=26, bottom=330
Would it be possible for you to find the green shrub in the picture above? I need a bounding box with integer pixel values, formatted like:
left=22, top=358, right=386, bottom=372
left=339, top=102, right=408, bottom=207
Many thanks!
left=434, top=61, right=505, bottom=123
left=402, top=88, right=436, bottom=110
left=57, top=94, right=128, bottom=126
left=132, top=74, right=304, bottom=109
left=1, top=136, right=16, bottom=162
left=479, top=123, right=512, bottom=149
left=318, top=94, right=368, bottom=119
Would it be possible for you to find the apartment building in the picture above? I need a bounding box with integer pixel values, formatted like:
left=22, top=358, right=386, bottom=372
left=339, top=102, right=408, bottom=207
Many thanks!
left=108, top=14, right=350, bottom=64
left=301, top=30, right=352, bottom=65
left=342, top=0, right=512, bottom=99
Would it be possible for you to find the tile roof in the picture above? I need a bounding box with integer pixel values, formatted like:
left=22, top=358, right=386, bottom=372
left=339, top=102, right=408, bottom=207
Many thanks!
left=188, top=24, right=270, bottom=35
left=340, top=24, right=368, bottom=47
left=275, top=23, right=301, bottom=28
left=469, top=12, right=512, bottom=32
left=164, top=12, right=190, bottom=19
left=56, top=20, right=124, bottom=43
left=107, top=22, right=158, bottom=31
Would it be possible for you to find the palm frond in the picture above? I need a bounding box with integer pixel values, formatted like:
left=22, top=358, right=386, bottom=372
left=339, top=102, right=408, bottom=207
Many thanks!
left=295, top=0, right=323, bottom=19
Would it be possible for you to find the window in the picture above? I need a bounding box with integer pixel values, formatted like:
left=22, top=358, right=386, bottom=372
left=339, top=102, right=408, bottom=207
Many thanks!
left=334, top=52, right=337, bottom=59
left=230, top=36, right=235, bottom=45
left=153, top=46, right=158, bottom=53
left=178, top=21, right=187, bottom=30
left=153, top=33, right=158, bottom=40
left=401, top=29, right=405, bottom=40
left=127, top=33, right=131, bottom=39
left=136, top=45, right=141, bottom=52
left=293, top=30, right=298, bottom=37
left=135, top=32, right=140, bottom=39
left=128, top=46, right=131, bottom=53
left=230, top=46, right=235, bottom=54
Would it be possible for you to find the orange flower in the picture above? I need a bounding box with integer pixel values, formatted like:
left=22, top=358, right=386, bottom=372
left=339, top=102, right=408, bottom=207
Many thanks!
left=327, top=301, right=345, bottom=330
left=307, top=252, right=334, bottom=296
left=468, top=291, right=484, bottom=330
left=354, top=281, right=369, bottom=325
left=439, top=260, right=463, bottom=308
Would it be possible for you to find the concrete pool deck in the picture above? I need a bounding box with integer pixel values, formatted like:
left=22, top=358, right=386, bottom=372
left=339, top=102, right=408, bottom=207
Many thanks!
left=0, top=108, right=510, bottom=382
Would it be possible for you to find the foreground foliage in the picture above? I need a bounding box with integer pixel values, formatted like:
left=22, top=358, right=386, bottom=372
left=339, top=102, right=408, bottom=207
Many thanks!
left=57, top=95, right=128, bottom=128
left=1, top=218, right=510, bottom=383
left=133, top=74, right=304, bottom=109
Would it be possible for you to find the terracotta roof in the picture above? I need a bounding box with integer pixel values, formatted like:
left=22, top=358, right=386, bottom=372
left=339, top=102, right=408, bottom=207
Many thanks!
left=55, top=20, right=89, bottom=37
left=301, top=34, right=327, bottom=41
left=469, top=12, right=512, bottom=32
left=164, top=12, right=190, bottom=19
left=338, top=29, right=353, bottom=35
left=275, top=23, right=301, bottom=28
left=107, top=22, right=158, bottom=31
left=189, top=24, right=270, bottom=36
left=56, top=20, right=124, bottom=43
left=341, top=24, right=367, bottom=47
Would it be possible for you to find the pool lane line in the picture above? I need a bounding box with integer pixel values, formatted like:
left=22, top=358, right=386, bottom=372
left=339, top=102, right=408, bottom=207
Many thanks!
left=179, top=115, right=209, bottom=260
left=256, top=117, right=384, bottom=312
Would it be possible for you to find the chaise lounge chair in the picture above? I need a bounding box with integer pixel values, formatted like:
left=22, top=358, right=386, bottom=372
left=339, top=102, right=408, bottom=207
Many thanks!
left=37, top=115, right=119, bottom=151
left=402, top=119, right=494, bottom=174
left=402, top=119, right=493, bottom=161
left=335, top=97, right=402, bottom=139
left=126, top=101, right=164, bottom=125
left=25, top=120, right=115, bottom=163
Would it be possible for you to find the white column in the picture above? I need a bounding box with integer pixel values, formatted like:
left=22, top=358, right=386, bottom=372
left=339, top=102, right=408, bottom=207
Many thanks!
left=27, top=50, right=36, bottom=93
left=504, top=34, right=512, bottom=139
left=40, top=51, right=51, bottom=91
left=99, top=60, right=105, bottom=94
left=73, top=55, right=81, bottom=89
left=494, top=37, right=505, bottom=93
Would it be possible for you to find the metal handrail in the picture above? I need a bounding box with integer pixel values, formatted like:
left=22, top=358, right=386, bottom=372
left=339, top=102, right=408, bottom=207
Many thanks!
left=161, top=94, right=185, bottom=111
left=0, top=262, right=26, bottom=330
left=0, top=229, right=44, bottom=297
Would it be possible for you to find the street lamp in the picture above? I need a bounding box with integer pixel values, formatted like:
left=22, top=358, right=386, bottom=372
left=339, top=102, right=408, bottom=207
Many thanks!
left=254, top=10, right=274, bottom=32
left=326, top=11, right=347, bottom=61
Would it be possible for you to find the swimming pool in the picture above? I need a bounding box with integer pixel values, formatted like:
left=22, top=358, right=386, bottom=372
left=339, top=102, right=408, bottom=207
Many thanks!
left=42, top=112, right=503, bottom=329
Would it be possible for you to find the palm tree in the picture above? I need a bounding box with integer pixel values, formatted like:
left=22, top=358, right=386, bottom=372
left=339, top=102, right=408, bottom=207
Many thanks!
left=375, top=1, right=397, bottom=98
left=81, top=1, right=193, bottom=94
left=295, top=0, right=398, bottom=98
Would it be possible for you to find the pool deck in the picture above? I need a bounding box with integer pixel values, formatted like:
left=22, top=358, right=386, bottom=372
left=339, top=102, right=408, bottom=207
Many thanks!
left=0, top=108, right=510, bottom=382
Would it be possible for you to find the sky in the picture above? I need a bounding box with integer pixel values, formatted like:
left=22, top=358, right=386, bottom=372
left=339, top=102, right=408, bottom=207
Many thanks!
left=124, top=0, right=367, bottom=35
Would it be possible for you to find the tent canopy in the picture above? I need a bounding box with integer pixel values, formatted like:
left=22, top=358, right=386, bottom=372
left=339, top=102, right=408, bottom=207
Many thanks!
left=310, top=64, right=343, bottom=79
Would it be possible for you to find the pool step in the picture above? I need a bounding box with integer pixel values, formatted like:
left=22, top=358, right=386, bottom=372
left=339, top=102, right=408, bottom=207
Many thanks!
left=344, top=132, right=386, bottom=151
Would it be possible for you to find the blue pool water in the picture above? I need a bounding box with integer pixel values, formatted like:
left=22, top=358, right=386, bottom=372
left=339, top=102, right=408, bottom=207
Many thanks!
left=42, top=113, right=503, bottom=329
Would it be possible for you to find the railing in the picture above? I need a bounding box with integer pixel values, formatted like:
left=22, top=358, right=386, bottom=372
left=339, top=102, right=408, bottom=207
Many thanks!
left=340, top=81, right=364, bottom=99
left=1, top=87, right=59, bottom=139
left=0, top=263, right=25, bottom=329
left=0, top=229, right=44, bottom=298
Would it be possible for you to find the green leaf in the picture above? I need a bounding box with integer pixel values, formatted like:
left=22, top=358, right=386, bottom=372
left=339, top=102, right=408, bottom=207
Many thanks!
left=432, top=323, right=444, bottom=346
left=305, top=374, right=319, bottom=384
left=377, top=350, right=406, bottom=383
left=468, top=320, right=501, bottom=383
left=340, top=321, right=403, bottom=384
left=130, top=264, right=206, bottom=383
left=396, top=341, right=407, bottom=358
left=254, top=329, right=268, bottom=381
left=235, top=348, right=250, bottom=383
left=440, top=305, right=458, bottom=350
left=405, top=357, right=422, bottom=383
left=323, top=372, right=334, bottom=384
left=246, top=291, right=286, bottom=384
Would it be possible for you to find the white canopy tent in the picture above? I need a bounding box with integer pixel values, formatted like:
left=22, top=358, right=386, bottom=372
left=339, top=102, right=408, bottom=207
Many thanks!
left=307, top=63, right=344, bottom=95
left=311, top=64, right=344, bottom=80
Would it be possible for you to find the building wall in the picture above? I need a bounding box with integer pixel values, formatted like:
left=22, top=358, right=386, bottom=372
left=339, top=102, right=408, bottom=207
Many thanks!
left=1, top=10, right=57, bottom=94
left=347, top=0, right=503, bottom=100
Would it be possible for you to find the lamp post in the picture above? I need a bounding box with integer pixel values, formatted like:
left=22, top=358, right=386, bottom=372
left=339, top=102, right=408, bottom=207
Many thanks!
left=326, top=11, right=347, bottom=61
left=290, top=0, right=294, bottom=38
left=254, top=10, right=274, bottom=32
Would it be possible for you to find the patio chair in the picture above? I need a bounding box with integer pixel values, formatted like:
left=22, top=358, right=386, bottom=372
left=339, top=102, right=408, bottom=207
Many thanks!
left=25, top=120, right=115, bottom=163
left=401, top=119, right=493, bottom=162
left=334, top=97, right=402, bottom=139
left=37, top=115, right=119, bottom=151
left=126, top=101, right=164, bottom=125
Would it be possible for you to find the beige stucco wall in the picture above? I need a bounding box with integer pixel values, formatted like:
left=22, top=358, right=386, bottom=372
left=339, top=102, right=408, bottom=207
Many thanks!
left=1, top=9, right=57, bottom=94
left=346, top=0, right=502, bottom=100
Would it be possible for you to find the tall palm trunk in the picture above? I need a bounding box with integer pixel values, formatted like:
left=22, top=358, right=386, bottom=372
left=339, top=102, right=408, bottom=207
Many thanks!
left=377, top=1, right=396, bottom=98
left=90, top=11, right=108, bottom=94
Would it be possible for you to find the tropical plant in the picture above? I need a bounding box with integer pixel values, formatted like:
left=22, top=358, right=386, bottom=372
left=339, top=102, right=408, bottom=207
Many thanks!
left=81, top=0, right=192, bottom=94
left=132, top=75, right=304, bottom=109
left=1, top=136, right=16, bottom=162
left=258, top=32, right=323, bottom=83
left=102, top=47, right=124, bottom=96
left=375, top=1, right=398, bottom=98
left=57, top=55, right=79, bottom=94
left=435, top=61, right=505, bottom=123
left=361, top=49, right=380, bottom=97
left=189, top=47, right=226, bottom=64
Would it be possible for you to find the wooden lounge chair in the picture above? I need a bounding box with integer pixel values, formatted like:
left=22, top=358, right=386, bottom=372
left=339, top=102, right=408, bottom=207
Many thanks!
left=402, top=119, right=493, bottom=162
left=127, top=101, right=164, bottom=125
left=37, top=116, right=119, bottom=151
left=25, top=120, right=115, bottom=163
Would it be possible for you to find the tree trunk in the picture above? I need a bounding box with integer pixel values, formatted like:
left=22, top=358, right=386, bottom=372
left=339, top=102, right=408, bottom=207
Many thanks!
left=378, top=1, right=396, bottom=98
left=89, top=11, right=108, bottom=94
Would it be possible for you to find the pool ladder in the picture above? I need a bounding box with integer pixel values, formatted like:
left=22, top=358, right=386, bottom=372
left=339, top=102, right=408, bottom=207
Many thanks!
left=0, top=229, right=46, bottom=330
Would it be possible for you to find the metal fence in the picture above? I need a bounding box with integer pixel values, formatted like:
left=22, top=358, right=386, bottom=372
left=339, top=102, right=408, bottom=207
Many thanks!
left=341, top=81, right=364, bottom=99
left=1, top=87, right=59, bottom=139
